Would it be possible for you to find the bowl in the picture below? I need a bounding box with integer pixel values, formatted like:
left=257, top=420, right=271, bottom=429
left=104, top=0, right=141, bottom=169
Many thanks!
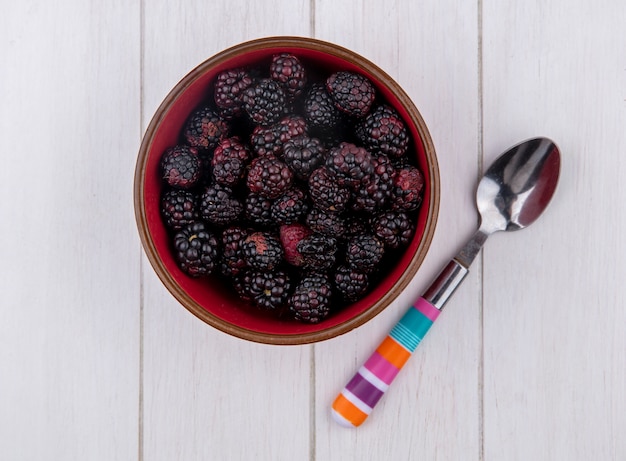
left=134, top=36, right=439, bottom=345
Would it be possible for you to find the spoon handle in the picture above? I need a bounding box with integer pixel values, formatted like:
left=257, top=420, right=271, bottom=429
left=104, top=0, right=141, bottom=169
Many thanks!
left=331, top=259, right=469, bottom=428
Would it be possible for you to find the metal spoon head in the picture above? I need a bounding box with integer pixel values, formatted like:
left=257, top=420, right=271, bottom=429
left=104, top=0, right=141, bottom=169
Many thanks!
left=477, top=137, right=561, bottom=233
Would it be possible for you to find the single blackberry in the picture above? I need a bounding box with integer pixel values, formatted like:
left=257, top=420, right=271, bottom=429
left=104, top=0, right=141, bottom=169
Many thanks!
left=391, top=165, right=425, bottom=211
left=325, top=142, right=374, bottom=188
left=245, top=269, right=292, bottom=311
left=213, top=67, right=253, bottom=118
left=220, top=226, right=249, bottom=278
left=249, top=115, right=307, bottom=157
left=308, top=166, right=351, bottom=212
left=372, top=210, right=415, bottom=249
left=160, top=145, right=202, bottom=189
left=283, top=135, right=327, bottom=181
left=334, top=265, right=369, bottom=302
left=289, top=274, right=333, bottom=324
left=242, top=231, right=284, bottom=271
left=199, top=183, right=243, bottom=226
left=279, top=223, right=313, bottom=267
left=342, top=214, right=370, bottom=240
left=246, top=154, right=293, bottom=199
left=173, top=222, right=219, bottom=277
left=355, top=104, right=409, bottom=158
left=270, top=53, right=307, bottom=100
left=211, top=136, right=252, bottom=187
left=271, top=187, right=309, bottom=225
left=345, top=233, right=385, bottom=273
left=296, top=233, right=338, bottom=270
left=242, top=78, right=287, bottom=126
left=181, top=106, right=230, bottom=151
left=305, top=207, right=346, bottom=237
left=161, top=188, right=198, bottom=231
left=244, top=193, right=274, bottom=227
left=326, top=71, right=376, bottom=118
left=303, top=83, right=343, bottom=136
left=351, top=154, right=395, bottom=213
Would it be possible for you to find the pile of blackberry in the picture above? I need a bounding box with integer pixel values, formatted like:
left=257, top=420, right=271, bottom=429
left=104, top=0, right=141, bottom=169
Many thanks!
left=158, top=53, right=425, bottom=324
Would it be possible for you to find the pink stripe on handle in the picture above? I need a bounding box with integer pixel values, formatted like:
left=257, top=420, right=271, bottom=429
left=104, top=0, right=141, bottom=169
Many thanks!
left=363, top=351, right=400, bottom=385
left=414, top=297, right=440, bottom=322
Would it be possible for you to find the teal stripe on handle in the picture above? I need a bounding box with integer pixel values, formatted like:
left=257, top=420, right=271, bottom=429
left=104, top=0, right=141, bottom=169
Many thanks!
left=389, top=307, right=433, bottom=352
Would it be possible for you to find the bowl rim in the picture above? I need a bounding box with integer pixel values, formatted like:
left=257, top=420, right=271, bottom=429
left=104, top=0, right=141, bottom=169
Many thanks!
left=134, top=36, right=440, bottom=345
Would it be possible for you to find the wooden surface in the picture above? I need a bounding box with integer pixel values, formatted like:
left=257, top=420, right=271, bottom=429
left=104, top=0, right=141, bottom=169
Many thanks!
left=1, top=1, right=624, bottom=460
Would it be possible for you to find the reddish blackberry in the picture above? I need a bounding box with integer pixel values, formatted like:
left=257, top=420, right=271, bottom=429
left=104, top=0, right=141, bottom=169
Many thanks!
left=325, top=142, right=374, bottom=188
left=326, top=71, right=376, bottom=118
left=271, top=187, right=309, bottom=225
left=289, top=274, right=333, bottom=323
left=270, top=53, right=307, bottom=100
left=306, top=207, right=346, bottom=237
left=245, top=269, right=292, bottom=311
left=220, top=226, right=249, bottom=277
left=391, top=165, right=425, bottom=211
left=249, top=115, right=307, bottom=157
left=213, top=67, right=253, bottom=118
left=345, top=233, right=385, bottom=273
left=199, top=183, right=243, bottom=226
left=308, top=166, right=351, bottom=212
left=283, top=136, right=327, bottom=181
left=211, top=136, right=252, bottom=187
left=373, top=210, right=415, bottom=249
left=303, top=83, right=343, bottom=136
left=296, top=233, right=338, bottom=270
left=355, top=104, right=409, bottom=158
left=160, top=145, right=202, bottom=189
left=181, top=106, right=230, bottom=151
left=161, top=188, right=198, bottom=231
left=351, top=154, right=395, bottom=213
left=244, top=193, right=274, bottom=227
left=279, top=223, right=313, bottom=267
left=173, top=222, right=219, bottom=277
left=242, top=231, right=284, bottom=271
left=246, top=155, right=293, bottom=199
left=334, top=265, right=369, bottom=302
left=242, top=78, right=287, bottom=126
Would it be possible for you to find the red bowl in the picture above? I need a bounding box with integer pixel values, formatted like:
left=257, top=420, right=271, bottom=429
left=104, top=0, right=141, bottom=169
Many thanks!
left=134, top=36, right=439, bottom=344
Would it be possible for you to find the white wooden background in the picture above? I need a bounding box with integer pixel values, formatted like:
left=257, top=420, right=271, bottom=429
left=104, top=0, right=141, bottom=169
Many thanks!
left=1, top=1, right=624, bottom=460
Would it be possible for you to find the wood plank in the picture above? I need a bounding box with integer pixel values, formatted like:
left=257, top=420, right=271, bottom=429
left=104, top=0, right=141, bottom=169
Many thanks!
left=482, top=1, right=626, bottom=459
left=0, top=1, right=141, bottom=460
left=313, top=0, right=482, bottom=459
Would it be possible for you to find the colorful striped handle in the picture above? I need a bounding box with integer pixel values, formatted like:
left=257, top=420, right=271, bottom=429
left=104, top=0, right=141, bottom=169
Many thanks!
left=331, top=297, right=440, bottom=427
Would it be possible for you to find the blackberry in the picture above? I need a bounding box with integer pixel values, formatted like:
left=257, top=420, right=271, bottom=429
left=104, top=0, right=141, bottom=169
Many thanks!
left=245, top=269, right=292, bottom=311
left=283, top=136, right=326, bottom=181
left=345, top=233, right=385, bottom=273
left=242, top=78, right=286, bottom=126
left=249, top=115, right=307, bottom=157
left=279, top=223, right=313, bottom=267
left=242, top=231, right=284, bottom=271
left=270, top=53, right=307, bottom=100
left=214, top=68, right=253, bottom=118
left=289, top=274, right=333, bottom=323
left=244, top=193, right=274, bottom=227
left=355, top=104, right=409, bottom=158
left=303, top=83, right=343, bottom=136
left=296, top=233, right=338, bottom=270
left=181, top=106, right=230, bottom=151
left=220, top=226, right=249, bottom=277
left=334, top=265, right=369, bottom=302
left=372, top=210, right=415, bottom=249
left=351, top=154, right=394, bottom=213
left=342, top=214, right=370, bottom=240
left=173, top=222, right=219, bottom=277
left=211, top=136, right=252, bottom=187
left=326, top=71, right=376, bottom=118
left=306, top=207, right=346, bottom=237
left=199, top=183, right=243, bottom=226
left=308, top=166, right=351, bottom=212
left=160, top=145, right=202, bottom=189
left=271, top=187, right=309, bottom=225
left=161, top=188, right=198, bottom=231
left=325, top=142, right=374, bottom=188
left=246, top=154, right=293, bottom=199
left=391, top=166, right=425, bottom=211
